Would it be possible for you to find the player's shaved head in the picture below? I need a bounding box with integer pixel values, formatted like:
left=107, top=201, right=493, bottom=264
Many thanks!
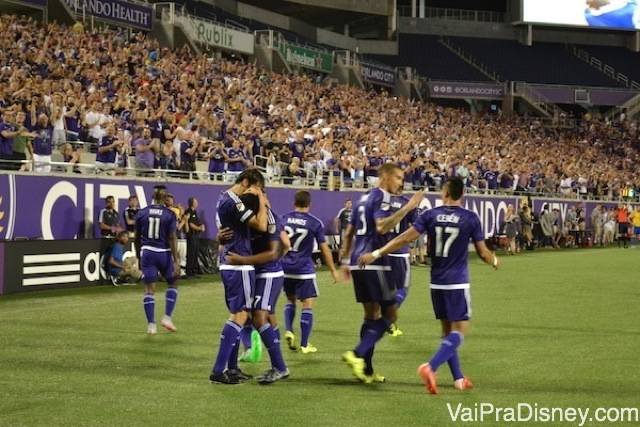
left=153, top=185, right=167, bottom=203
left=294, top=191, right=311, bottom=208
left=444, top=177, right=464, bottom=201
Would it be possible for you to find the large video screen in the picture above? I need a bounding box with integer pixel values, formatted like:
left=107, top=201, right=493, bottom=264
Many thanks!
left=523, top=0, right=640, bottom=31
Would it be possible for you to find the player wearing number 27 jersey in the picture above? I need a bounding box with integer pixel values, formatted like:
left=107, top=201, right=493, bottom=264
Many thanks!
left=358, top=178, right=499, bottom=394
left=281, top=190, right=339, bottom=354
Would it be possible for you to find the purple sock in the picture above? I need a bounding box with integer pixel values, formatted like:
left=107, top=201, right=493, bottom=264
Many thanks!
left=448, top=349, right=464, bottom=381
left=259, top=323, right=287, bottom=372
left=228, top=336, right=240, bottom=370
left=273, top=325, right=281, bottom=341
left=212, top=320, right=242, bottom=375
left=360, top=323, right=374, bottom=375
left=395, top=288, right=408, bottom=308
left=429, top=331, right=463, bottom=372
left=354, top=318, right=389, bottom=358
left=143, top=293, right=155, bottom=324
left=300, top=309, right=313, bottom=347
left=284, top=303, right=296, bottom=332
left=165, top=288, right=178, bottom=317
left=240, top=325, right=253, bottom=350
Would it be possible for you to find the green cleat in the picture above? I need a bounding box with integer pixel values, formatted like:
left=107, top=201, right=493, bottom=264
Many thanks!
left=248, top=330, right=263, bottom=363
left=341, top=351, right=370, bottom=383
left=388, top=323, right=404, bottom=337
left=366, top=373, right=386, bottom=383
left=239, top=349, right=252, bottom=363
left=284, top=330, right=298, bottom=351
left=299, top=344, right=318, bottom=354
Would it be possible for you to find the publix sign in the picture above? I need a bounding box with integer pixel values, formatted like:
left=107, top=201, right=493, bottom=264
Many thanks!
left=178, top=15, right=255, bottom=55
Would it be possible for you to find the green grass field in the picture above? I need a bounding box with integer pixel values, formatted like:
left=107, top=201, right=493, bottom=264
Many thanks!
left=1, top=248, right=639, bottom=426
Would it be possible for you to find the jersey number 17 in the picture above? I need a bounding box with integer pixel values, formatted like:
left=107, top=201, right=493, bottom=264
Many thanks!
left=434, top=226, right=459, bottom=258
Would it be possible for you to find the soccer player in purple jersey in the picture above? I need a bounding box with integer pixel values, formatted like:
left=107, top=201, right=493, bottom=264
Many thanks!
left=226, top=207, right=292, bottom=384
left=358, top=177, right=499, bottom=394
left=134, top=185, right=180, bottom=335
left=209, top=169, right=269, bottom=385
left=386, top=192, right=418, bottom=337
left=281, top=191, right=341, bottom=354
left=340, top=164, right=423, bottom=383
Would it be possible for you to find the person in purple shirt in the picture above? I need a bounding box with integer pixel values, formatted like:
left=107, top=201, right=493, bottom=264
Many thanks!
left=366, top=148, right=384, bottom=186
left=280, top=191, right=340, bottom=354
left=206, top=140, right=226, bottom=179
left=134, top=185, right=180, bottom=336
left=358, top=177, right=499, bottom=394
left=340, top=164, right=423, bottom=383
left=210, top=169, right=270, bottom=385
left=224, top=207, right=292, bottom=384
left=226, top=139, right=247, bottom=173
left=133, top=127, right=156, bottom=174
left=0, top=110, right=19, bottom=170
left=96, top=124, right=123, bottom=173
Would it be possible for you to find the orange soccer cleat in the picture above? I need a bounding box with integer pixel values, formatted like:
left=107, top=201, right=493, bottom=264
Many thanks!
left=454, top=377, right=474, bottom=391
left=417, top=363, right=438, bottom=394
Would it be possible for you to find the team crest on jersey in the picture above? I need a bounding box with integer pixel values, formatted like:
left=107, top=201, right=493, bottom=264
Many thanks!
left=236, top=202, right=245, bottom=212
left=268, top=224, right=276, bottom=234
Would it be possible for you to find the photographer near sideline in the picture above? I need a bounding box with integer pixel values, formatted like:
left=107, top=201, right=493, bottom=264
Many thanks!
left=107, top=231, right=142, bottom=286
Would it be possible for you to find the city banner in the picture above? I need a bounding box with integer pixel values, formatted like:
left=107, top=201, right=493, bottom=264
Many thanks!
left=176, top=14, right=255, bottom=55
left=63, top=0, right=153, bottom=30
left=280, top=43, right=333, bottom=73
left=428, top=80, right=505, bottom=100
left=361, top=62, right=396, bottom=87
left=0, top=173, right=517, bottom=241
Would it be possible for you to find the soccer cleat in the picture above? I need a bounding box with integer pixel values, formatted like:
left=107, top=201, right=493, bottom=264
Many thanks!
left=284, top=331, right=298, bottom=351
left=239, top=349, right=252, bottom=363
left=147, top=323, right=157, bottom=335
left=454, top=377, right=474, bottom=391
left=365, top=373, right=386, bottom=383
left=209, top=372, right=242, bottom=385
left=256, top=368, right=290, bottom=385
left=342, top=351, right=368, bottom=383
left=160, top=316, right=177, bottom=332
left=417, top=363, right=438, bottom=394
left=388, top=323, right=404, bottom=337
left=249, top=330, right=263, bottom=362
left=226, top=368, right=253, bottom=382
left=299, top=344, right=318, bottom=354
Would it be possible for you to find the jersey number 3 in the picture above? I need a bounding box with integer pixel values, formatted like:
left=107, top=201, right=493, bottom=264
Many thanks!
left=434, top=226, right=459, bottom=258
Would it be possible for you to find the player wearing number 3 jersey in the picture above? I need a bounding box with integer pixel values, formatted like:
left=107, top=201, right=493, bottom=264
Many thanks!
left=281, top=191, right=340, bottom=354
left=358, top=177, right=499, bottom=394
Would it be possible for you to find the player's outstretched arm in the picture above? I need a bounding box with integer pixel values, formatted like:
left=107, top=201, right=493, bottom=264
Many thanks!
left=340, top=224, right=355, bottom=262
left=474, top=240, right=499, bottom=270
left=359, top=226, right=421, bottom=267
left=375, top=191, right=423, bottom=234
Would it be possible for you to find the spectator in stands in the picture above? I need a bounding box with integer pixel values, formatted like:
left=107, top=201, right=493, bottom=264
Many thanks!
left=99, top=196, right=121, bottom=238
left=32, top=113, right=54, bottom=173
left=13, top=111, right=32, bottom=172
left=225, top=139, right=248, bottom=177
left=206, top=140, right=226, bottom=179
left=96, top=124, right=123, bottom=174
left=132, top=127, right=156, bottom=175
left=0, top=110, right=19, bottom=170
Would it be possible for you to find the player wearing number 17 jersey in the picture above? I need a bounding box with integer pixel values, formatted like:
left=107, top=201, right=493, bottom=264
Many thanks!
left=281, top=191, right=340, bottom=354
left=358, top=177, right=499, bottom=394
left=135, top=185, right=180, bottom=335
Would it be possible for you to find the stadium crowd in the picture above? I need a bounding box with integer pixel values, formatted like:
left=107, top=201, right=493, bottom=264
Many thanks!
left=1, top=15, right=640, bottom=199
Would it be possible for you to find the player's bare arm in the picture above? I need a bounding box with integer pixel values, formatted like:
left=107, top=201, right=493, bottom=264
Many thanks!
left=340, top=223, right=355, bottom=261
left=245, top=187, right=268, bottom=232
left=227, top=239, right=280, bottom=265
left=474, top=240, right=500, bottom=270
left=359, top=226, right=421, bottom=267
left=375, top=191, right=423, bottom=234
left=169, top=230, right=180, bottom=276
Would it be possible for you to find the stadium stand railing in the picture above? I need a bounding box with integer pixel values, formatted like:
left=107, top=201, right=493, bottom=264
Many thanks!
left=397, top=6, right=505, bottom=23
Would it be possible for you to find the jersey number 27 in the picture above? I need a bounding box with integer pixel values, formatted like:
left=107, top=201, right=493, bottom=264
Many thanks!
left=284, top=226, right=308, bottom=252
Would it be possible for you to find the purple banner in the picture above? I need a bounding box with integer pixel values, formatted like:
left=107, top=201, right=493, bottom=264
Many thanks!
left=63, top=0, right=152, bottom=30
left=0, top=173, right=518, bottom=241
left=527, top=85, right=638, bottom=107
left=361, top=63, right=396, bottom=87
left=428, top=80, right=505, bottom=100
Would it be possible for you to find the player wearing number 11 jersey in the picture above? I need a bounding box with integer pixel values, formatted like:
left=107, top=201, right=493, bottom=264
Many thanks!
left=281, top=191, right=340, bottom=354
left=358, top=177, right=499, bottom=394
left=135, top=185, right=180, bottom=335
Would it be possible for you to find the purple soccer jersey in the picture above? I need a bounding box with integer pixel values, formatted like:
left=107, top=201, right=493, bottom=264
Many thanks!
left=216, top=190, right=259, bottom=266
left=252, top=210, right=285, bottom=313
left=413, top=205, right=484, bottom=286
left=349, top=188, right=392, bottom=269
left=135, top=204, right=177, bottom=284
left=281, top=211, right=326, bottom=276
left=251, top=208, right=284, bottom=275
left=387, top=194, right=417, bottom=254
